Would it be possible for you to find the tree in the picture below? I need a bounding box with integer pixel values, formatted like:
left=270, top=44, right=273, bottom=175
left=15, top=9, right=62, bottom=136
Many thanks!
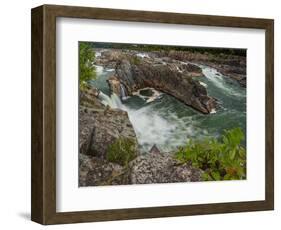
left=79, top=42, right=96, bottom=89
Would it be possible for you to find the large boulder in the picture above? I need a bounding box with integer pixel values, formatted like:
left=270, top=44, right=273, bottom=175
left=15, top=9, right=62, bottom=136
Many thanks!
left=79, top=106, right=138, bottom=159
left=112, top=58, right=217, bottom=114
left=80, top=85, right=104, bottom=109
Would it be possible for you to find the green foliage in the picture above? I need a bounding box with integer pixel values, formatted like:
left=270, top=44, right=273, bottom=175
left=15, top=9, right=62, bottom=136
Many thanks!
left=176, top=128, right=246, bottom=181
left=107, top=138, right=137, bottom=166
left=92, top=42, right=246, bottom=57
left=79, top=42, right=96, bottom=89
left=131, top=56, right=141, bottom=65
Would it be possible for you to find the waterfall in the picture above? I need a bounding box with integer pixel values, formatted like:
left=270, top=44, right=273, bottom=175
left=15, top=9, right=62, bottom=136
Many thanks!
left=98, top=91, right=124, bottom=109
left=98, top=91, right=112, bottom=107
left=110, top=93, right=124, bottom=109
left=120, top=84, right=128, bottom=101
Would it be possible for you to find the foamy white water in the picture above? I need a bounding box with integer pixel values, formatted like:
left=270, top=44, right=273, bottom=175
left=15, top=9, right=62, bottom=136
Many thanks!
left=201, top=66, right=245, bottom=98
left=93, top=65, right=104, bottom=74
left=136, top=53, right=149, bottom=58
left=99, top=92, right=124, bottom=109
left=99, top=89, right=196, bottom=152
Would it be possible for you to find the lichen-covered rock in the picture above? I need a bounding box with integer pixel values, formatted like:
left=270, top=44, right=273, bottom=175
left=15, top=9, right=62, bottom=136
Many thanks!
left=80, top=85, right=104, bottom=109
left=79, top=151, right=202, bottom=186
left=79, top=154, right=128, bottom=186
left=129, top=152, right=202, bottom=184
left=79, top=106, right=138, bottom=159
left=79, top=84, right=138, bottom=159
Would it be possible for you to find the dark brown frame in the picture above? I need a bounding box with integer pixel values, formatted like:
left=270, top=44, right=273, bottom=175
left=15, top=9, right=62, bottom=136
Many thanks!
left=31, top=4, right=274, bottom=225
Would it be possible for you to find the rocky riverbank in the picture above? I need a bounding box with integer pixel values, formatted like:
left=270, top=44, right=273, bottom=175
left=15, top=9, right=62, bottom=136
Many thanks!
left=79, top=85, right=202, bottom=186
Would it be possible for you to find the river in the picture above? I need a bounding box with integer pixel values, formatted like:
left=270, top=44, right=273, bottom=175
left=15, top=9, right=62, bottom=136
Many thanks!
left=90, top=63, right=246, bottom=153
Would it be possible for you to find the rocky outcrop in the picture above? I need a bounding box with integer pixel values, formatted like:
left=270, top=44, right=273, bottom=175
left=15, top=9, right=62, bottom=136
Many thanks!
left=94, top=49, right=126, bottom=69
left=79, top=86, right=138, bottom=159
left=129, top=152, right=202, bottom=184
left=80, top=107, right=138, bottom=159
left=80, top=85, right=104, bottom=109
left=107, top=75, right=121, bottom=97
left=79, top=149, right=202, bottom=186
left=111, top=58, right=217, bottom=114
left=156, top=50, right=246, bottom=87
left=79, top=154, right=128, bottom=186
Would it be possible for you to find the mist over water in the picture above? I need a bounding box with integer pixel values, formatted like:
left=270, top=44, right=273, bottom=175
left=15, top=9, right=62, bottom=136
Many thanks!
left=90, top=63, right=246, bottom=153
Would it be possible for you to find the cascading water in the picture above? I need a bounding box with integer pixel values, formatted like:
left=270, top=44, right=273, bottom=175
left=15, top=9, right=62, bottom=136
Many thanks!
left=99, top=91, right=124, bottom=109
left=120, top=84, right=128, bottom=101
left=200, top=65, right=246, bottom=99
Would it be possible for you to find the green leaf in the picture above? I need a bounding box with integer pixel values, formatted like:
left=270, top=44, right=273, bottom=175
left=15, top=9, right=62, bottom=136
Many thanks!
left=230, top=149, right=236, bottom=160
left=211, top=171, right=221, bottom=181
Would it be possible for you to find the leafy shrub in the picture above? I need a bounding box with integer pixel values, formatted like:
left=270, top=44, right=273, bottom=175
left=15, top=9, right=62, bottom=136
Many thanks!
left=175, top=128, right=246, bottom=181
left=107, top=138, right=137, bottom=166
left=79, top=42, right=96, bottom=89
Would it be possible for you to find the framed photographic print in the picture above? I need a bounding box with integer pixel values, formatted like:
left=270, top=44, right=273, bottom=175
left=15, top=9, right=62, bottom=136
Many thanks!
left=31, top=4, right=274, bottom=225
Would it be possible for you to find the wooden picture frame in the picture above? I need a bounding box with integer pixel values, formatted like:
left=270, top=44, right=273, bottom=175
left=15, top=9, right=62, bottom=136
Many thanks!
left=31, top=4, right=274, bottom=225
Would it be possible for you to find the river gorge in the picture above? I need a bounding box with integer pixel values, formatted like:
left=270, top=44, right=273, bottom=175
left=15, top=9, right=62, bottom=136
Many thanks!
left=79, top=45, right=247, bottom=186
